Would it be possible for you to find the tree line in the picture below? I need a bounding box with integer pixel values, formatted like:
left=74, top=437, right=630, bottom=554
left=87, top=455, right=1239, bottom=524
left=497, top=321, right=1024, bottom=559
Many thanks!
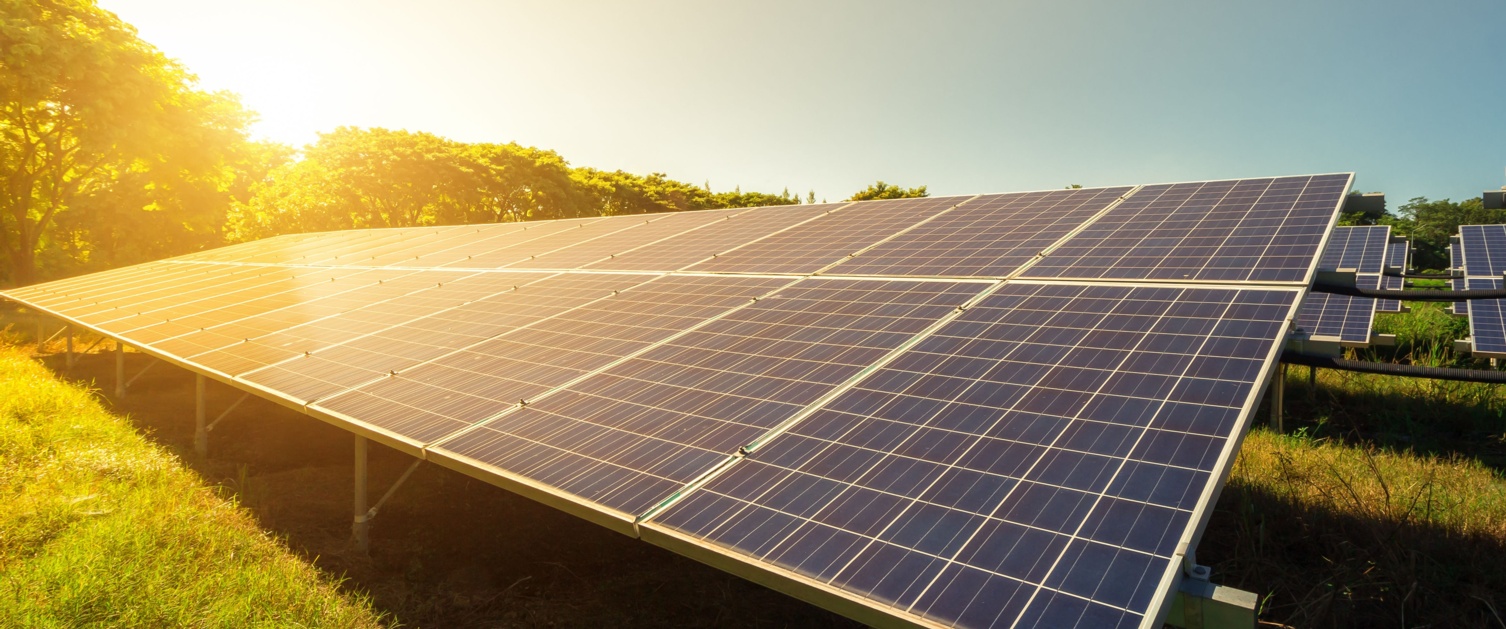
left=2, top=0, right=931, bottom=286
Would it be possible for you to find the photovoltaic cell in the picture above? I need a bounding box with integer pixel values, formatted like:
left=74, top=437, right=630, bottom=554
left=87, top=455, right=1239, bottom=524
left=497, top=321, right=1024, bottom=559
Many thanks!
left=433, top=279, right=987, bottom=518
left=506, top=209, right=740, bottom=269
left=686, top=197, right=968, bottom=275
left=825, top=187, right=1133, bottom=278
left=648, top=282, right=1297, bottom=629
left=314, top=275, right=792, bottom=443
left=1386, top=240, right=1409, bottom=273
left=1460, top=225, right=1506, bottom=278
left=1022, top=174, right=1350, bottom=283
left=1314, top=225, right=1388, bottom=273
left=1466, top=278, right=1506, bottom=356
left=1376, top=274, right=1404, bottom=313
left=1294, top=275, right=1379, bottom=343
left=584, top=203, right=847, bottom=272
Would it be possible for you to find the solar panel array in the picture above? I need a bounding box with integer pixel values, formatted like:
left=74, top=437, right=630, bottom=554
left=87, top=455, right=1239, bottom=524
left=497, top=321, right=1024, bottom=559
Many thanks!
left=3, top=173, right=1352, bottom=629
left=1457, top=225, right=1506, bottom=357
left=1294, top=225, right=1389, bottom=344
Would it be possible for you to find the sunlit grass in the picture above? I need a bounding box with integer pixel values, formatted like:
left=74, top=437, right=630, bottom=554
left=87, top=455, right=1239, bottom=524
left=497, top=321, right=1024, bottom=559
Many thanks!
left=0, top=344, right=386, bottom=628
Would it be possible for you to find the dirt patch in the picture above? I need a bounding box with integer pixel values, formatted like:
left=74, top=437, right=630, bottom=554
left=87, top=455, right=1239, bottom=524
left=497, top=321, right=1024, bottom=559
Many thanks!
left=41, top=345, right=861, bottom=628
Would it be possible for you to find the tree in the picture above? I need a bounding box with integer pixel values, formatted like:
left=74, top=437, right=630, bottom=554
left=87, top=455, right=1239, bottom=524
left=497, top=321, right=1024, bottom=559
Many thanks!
left=849, top=181, right=928, bottom=201
left=1, top=0, right=255, bottom=283
left=1383, top=196, right=1506, bottom=270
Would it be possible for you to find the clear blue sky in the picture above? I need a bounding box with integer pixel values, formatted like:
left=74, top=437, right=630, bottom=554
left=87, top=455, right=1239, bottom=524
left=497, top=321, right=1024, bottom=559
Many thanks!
left=104, top=0, right=1506, bottom=205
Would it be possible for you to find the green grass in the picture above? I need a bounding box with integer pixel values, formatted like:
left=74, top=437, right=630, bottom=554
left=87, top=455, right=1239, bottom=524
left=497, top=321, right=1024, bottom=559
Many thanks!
left=0, top=344, right=386, bottom=628
left=1201, top=298, right=1506, bottom=627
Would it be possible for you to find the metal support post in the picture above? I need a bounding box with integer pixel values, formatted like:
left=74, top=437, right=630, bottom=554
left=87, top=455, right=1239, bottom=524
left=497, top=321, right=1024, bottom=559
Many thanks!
left=1307, top=364, right=1316, bottom=400
left=1269, top=363, right=1285, bottom=433
left=115, top=342, right=126, bottom=398
left=194, top=374, right=208, bottom=457
left=65, top=325, right=74, bottom=367
left=353, top=435, right=369, bottom=553
left=35, top=318, right=43, bottom=351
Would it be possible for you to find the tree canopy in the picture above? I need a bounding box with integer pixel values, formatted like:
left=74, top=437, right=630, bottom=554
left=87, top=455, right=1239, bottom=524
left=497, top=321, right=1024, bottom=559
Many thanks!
left=848, top=181, right=929, bottom=201
left=0, top=0, right=273, bottom=284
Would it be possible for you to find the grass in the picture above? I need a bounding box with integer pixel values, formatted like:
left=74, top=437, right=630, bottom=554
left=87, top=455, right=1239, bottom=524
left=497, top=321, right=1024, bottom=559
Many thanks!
left=1200, top=298, right=1506, bottom=627
left=0, top=343, right=387, bottom=628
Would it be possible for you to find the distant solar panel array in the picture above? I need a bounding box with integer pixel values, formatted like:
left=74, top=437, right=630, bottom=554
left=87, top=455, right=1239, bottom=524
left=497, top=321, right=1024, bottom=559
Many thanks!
left=1294, top=225, right=1411, bottom=345
left=1458, top=225, right=1506, bottom=357
left=3, top=174, right=1353, bottom=629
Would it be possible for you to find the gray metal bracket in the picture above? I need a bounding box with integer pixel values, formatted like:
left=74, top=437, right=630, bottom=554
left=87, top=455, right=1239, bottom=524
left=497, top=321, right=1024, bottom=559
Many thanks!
left=1166, top=563, right=1258, bottom=629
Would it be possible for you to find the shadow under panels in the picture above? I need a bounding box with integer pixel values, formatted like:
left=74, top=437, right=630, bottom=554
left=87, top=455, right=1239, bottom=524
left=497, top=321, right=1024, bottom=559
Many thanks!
left=313, top=274, right=798, bottom=445
left=824, top=187, right=1132, bottom=278
left=681, top=197, right=967, bottom=275
left=644, top=281, right=1300, bottom=629
left=1020, top=174, right=1351, bottom=283
left=425, top=278, right=988, bottom=530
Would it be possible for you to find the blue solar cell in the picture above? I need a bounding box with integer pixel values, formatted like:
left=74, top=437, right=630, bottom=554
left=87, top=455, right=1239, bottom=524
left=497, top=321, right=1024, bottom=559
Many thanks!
left=1386, top=240, right=1409, bottom=272
left=1460, top=225, right=1506, bottom=278
left=1316, top=225, right=1389, bottom=273
left=826, top=187, right=1133, bottom=278
left=648, top=282, right=1298, bottom=629
left=1295, top=274, right=1379, bottom=343
left=1467, top=278, right=1506, bottom=356
left=1022, top=174, right=1350, bottom=283
left=432, top=278, right=987, bottom=517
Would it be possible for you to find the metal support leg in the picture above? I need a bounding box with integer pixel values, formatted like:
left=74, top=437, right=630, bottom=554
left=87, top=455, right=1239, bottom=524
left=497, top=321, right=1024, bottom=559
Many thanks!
left=66, top=326, right=74, bottom=367
left=194, top=374, right=208, bottom=457
left=353, top=435, right=369, bottom=553
left=35, top=318, right=43, bottom=351
left=115, top=342, right=126, bottom=398
left=1308, top=364, right=1316, bottom=400
left=1270, top=363, right=1285, bottom=433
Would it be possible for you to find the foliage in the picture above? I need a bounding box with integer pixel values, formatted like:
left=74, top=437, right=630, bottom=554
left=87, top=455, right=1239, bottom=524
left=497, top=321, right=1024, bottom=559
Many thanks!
left=0, top=0, right=265, bottom=283
left=848, top=181, right=928, bottom=201
left=1380, top=196, right=1505, bottom=270
left=0, top=344, right=384, bottom=627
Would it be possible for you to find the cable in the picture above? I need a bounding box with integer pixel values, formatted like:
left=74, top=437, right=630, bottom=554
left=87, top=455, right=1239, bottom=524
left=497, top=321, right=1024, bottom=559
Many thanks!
left=1281, top=351, right=1506, bottom=383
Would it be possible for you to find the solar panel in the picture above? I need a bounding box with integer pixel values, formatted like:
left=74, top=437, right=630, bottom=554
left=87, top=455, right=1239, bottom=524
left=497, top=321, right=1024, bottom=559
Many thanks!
left=429, top=279, right=989, bottom=527
left=645, top=282, right=1300, bottom=629
left=1294, top=275, right=1379, bottom=343
left=314, top=274, right=793, bottom=444
left=3, top=173, right=1353, bottom=629
left=1459, top=225, right=1506, bottom=278
left=1020, top=174, right=1350, bottom=283
left=1376, top=274, right=1404, bottom=313
left=686, top=196, right=968, bottom=275
left=1465, top=278, right=1506, bottom=357
left=1315, top=225, right=1389, bottom=273
left=585, top=203, right=850, bottom=272
left=825, top=187, right=1133, bottom=278
left=1386, top=239, right=1409, bottom=273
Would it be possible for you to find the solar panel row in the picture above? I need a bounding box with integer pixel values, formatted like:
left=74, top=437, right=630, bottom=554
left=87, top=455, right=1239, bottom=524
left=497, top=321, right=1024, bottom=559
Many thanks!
left=1458, top=227, right=1506, bottom=357
left=2, top=173, right=1353, bottom=629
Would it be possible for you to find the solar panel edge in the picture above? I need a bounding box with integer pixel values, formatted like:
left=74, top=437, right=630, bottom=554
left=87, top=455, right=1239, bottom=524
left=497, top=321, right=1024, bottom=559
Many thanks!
left=639, top=521, right=948, bottom=629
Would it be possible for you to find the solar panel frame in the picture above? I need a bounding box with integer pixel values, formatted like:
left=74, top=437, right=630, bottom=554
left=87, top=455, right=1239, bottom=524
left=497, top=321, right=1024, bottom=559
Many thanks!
left=1314, top=225, right=1389, bottom=273
left=1459, top=225, right=1506, bottom=278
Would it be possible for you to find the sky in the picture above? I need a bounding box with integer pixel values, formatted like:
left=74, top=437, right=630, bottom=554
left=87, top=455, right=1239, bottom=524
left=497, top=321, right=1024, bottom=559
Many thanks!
left=103, top=0, right=1506, bottom=205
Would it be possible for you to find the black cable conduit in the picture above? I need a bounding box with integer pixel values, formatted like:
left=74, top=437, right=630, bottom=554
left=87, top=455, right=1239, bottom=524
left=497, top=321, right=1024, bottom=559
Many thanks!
left=1309, top=282, right=1506, bottom=301
left=1281, top=351, right=1506, bottom=384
